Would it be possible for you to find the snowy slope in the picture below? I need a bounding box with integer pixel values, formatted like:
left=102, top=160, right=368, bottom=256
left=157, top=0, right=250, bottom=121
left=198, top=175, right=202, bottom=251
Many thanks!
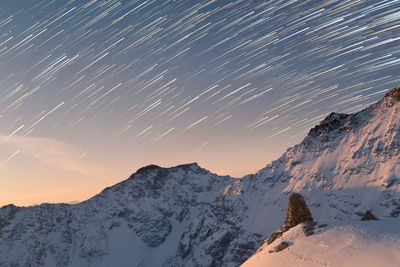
left=0, top=163, right=234, bottom=266
left=242, top=218, right=400, bottom=267
left=2, top=87, right=400, bottom=267
left=172, top=86, right=400, bottom=266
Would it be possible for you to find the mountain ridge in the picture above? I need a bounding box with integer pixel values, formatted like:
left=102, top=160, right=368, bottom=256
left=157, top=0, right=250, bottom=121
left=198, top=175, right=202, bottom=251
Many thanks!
left=1, top=86, right=400, bottom=266
left=171, top=86, right=400, bottom=266
left=0, top=162, right=235, bottom=266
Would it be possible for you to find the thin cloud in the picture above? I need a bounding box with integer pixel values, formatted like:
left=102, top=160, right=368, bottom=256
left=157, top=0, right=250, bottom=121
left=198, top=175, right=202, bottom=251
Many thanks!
left=0, top=134, right=107, bottom=175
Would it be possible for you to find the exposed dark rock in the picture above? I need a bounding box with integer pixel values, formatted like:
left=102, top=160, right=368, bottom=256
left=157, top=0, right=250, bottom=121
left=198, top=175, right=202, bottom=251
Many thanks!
left=279, top=225, right=290, bottom=232
left=391, top=205, right=400, bottom=217
left=361, top=210, right=378, bottom=221
left=384, top=177, right=398, bottom=188
left=384, top=86, right=400, bottom=102
left=284, top=193, right=313, bottom=228
left=135, top=164, right=162, bottom=175
left=255, top=231, right=283, bottom=253
left=308, top=112, right=351, bottom=138
left=175, top=162, right=199, bottom=170
left=0, top=204, right=20, bottom=235
left=269, top=241, right=289, bottom=253
left=209, top=231, right=236, bottom=267
left=256, top=193, right=315, bottom=255
left=265, top=231, right=283, bottom=245
left=302, top=220, right=317, bottom=236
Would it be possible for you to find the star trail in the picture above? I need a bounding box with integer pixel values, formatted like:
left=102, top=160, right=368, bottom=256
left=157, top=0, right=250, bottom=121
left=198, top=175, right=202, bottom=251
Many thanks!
left=0, top=0, right=399, bottom=205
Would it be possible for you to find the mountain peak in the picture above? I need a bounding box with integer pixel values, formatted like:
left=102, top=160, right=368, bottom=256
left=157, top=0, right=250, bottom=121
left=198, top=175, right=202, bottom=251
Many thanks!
left=283, top=193, right=313, bottom=228
left=175, top=162, right=200, bottom=170
left=306, top=112, right=351, bottom=140
left=0, top=161, right=234, bottom=266
left=375, top=86, right=400, bottom=109
left=135, top=164, right=162, bottom=175
left=133, top=162, right=201, bottom=176
left=305, top=86, right=400, bottom=144
left=384, top=86, right=400, bottom=102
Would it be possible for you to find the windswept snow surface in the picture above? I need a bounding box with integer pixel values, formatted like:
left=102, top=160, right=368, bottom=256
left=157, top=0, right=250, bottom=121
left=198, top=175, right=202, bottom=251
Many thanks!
left=242, top=219, right=400, bottom=267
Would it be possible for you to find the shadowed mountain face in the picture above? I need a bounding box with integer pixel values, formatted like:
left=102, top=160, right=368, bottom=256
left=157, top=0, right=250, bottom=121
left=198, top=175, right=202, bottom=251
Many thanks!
left=0, top=163, right=234, bottom=266
left=1, top=87, right=400, bottom=267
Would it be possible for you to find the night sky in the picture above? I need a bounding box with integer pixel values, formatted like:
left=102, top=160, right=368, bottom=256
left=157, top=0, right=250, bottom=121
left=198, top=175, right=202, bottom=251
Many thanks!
left=1, top=0, right=400, bottom=205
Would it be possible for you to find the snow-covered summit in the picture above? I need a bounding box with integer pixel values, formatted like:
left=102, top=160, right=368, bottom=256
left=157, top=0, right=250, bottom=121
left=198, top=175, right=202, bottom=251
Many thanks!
left=0, top=163, right=234, bottom=266
left=172, top=86, right=400, bottom=266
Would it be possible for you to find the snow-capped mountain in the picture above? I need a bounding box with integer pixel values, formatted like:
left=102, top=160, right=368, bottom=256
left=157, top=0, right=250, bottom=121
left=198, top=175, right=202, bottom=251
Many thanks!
left=2, top=86, right=400, bottom=267
left=172, top=86, right=400, bottom=266
left=0, top=163, right=234, bottom=266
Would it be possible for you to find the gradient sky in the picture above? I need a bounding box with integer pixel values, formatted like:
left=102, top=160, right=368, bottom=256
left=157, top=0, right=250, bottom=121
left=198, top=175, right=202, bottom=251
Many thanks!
left=0, top=0, right=399, bottom=206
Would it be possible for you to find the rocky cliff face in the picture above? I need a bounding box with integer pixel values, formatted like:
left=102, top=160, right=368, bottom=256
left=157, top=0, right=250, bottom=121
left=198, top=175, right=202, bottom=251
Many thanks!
left=0, top=163, right=234, bottom=267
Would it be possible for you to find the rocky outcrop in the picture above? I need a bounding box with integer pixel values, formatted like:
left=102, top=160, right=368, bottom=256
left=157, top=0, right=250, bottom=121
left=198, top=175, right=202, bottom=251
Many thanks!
left=269, top=241, right=289, bottom=253
left=258, top=193, right=314, bottom=252
left=384, top=86, right=400, bottom=102
left=283, top=193, right=313, bottom=228
left=361, top=210, right=378, bottom=221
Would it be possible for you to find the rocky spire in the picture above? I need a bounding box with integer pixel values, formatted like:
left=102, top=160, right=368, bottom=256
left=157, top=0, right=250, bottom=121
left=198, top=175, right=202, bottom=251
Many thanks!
left=258, top=193, right=315, bottom=253
left=283, top=193, right=313, bottom=228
